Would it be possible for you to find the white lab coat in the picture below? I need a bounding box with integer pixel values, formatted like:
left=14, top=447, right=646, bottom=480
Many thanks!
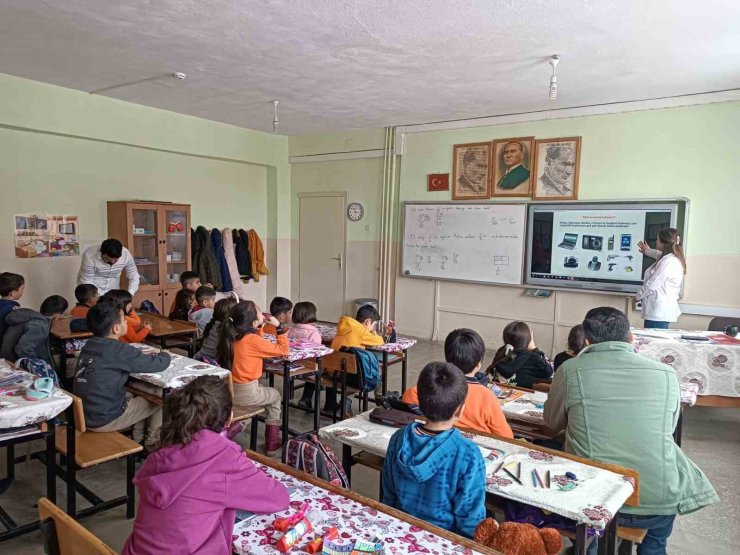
left=77, top=245, right=140, bottom=295
left=636, top=249, right=684, bottom=322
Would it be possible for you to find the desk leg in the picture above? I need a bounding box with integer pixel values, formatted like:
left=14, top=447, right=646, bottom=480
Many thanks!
left=381, top=351, right=388, bottom=396
left=281, top=361, right=290, bottom=462
left=574, top=524, right=587, bottom=555
left=5, top=445, right=14, bottom=483
left=66, top=407, right=77, bottom=517
left=401, top=349, right=408, bottom=392
left=59, top=342, right=68, bottom=389
left=46, top=424, right=56, bottom=503
left=314, top=358, right=321, bottom=432
left=342, top=444, right=352, bottom=486
left=598, top=514, right=618, bottom=555
left=673, top=406, right=684, bottom=446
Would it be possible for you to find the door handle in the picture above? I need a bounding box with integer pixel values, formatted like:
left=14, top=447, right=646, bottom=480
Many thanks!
left=331, top=253, right=343, bottom=270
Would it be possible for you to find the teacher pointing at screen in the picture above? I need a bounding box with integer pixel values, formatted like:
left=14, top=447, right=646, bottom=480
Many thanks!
left=77, top=238, right=140, bottom=296
left=636, top=228, right=686, bottom=329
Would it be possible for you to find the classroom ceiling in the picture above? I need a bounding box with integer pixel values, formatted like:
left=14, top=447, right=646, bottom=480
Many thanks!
left=0, top=1, right=738, bottom=135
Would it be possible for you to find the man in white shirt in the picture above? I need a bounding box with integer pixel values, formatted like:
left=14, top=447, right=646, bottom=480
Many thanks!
left=77, top=239, right=140, bottom=296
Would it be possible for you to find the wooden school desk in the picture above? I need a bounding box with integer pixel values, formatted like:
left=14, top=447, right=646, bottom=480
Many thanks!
left=138, top=312, right=198, bottom=356
left=233, top=450, right=502, bottom=555
left=50, top=316, right=93, bottom=388
left=320, top=411, right=637, bottom=555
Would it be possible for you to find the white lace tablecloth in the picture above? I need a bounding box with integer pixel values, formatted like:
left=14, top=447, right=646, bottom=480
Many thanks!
left=315, top=323, right=417, bottom=353
left=633, top=329, right=740, bottom=397
left=320, top=412, right=634, bottom=530
left=0, top=360, right=72, bottom=429
left=232, top=462, right=488, bottom=555
left=128, top=345, right=230, bottom=389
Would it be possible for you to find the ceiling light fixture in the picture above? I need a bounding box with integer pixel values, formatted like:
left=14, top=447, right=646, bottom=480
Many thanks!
left=272, top=100, right=280, bottom=133
left=549, top=55, right=560, bottom=100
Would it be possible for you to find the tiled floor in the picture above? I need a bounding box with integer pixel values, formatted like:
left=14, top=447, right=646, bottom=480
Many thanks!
left=2, top=338, right=738, bottom=554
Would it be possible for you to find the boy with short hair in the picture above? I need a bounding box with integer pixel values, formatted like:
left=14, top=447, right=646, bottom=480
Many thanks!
left=75, top=302, right=170, bottom=450
left=262, top=297, right=293, bottom=335
left=188, top=286, right=217, bottom=335
left=0, top=272, right=25, bottom=341
left=402, top=328, right=513, bottom=438
left=71, top=283, right=99, bottom=318
left=0, top=294, right=68, bottom=365
left=382, top=361, right=486, bottom=538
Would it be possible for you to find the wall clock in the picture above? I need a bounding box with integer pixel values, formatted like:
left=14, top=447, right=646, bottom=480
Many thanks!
left=347, top=202, right=364, bottom=222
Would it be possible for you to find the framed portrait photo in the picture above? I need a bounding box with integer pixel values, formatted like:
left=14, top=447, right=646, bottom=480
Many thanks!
left=491, top=136, right=535, bottom=198
left=452, top=142, right=491, bottom=200
left=532, top=136, right=582, bottom=200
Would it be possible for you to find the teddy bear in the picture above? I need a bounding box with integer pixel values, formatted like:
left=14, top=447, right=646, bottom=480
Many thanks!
left=474, top=518, right=562, bottom=555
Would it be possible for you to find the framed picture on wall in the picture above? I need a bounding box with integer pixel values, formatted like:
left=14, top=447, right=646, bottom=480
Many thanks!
left=532, top=136, right=582, bottom=200
left=452, top=142, right=491, bottom=200
left=491, top=136, right=535, bottom=198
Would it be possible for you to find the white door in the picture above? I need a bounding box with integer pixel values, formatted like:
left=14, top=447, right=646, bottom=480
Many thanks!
left=299, top=194, right=346, bottom=322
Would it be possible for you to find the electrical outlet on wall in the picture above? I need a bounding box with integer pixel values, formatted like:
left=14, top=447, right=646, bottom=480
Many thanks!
left=365, top=224, right=371, bottom=231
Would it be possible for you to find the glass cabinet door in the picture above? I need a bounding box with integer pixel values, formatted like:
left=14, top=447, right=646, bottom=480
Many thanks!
left=164, top=207, right=188, bottom=287
left=130, top=207, right=160, bottom=287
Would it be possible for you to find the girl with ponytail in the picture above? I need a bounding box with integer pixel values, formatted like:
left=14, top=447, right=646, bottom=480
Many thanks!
left=122, top=375, right=289, bottom=555
left=637, top=227, right=686, bottom=328
left=486, top=321, right=553, bottom=388
left=216, top=300, right=289, bottom=455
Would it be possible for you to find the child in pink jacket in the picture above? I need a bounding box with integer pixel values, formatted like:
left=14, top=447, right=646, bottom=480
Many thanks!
left=122, top=375, right=289, bottom=555
left=288, top=301, right=322, bottom=344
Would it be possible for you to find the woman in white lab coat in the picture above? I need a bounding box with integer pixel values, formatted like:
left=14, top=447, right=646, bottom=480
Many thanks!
left=636, top=228, right=686, bottom=329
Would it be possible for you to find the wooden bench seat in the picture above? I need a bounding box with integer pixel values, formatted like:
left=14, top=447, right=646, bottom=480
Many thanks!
left=559, top=525, right=647, bottom=545
left=232, top=404, right=264, bottom=422
left=352, top=450, right=384, bottom=472
left=56, top=427, right=141, bottom=468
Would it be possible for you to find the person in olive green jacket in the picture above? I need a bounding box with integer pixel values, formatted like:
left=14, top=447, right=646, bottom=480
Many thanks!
left=544, top=307, right=718, bottom=555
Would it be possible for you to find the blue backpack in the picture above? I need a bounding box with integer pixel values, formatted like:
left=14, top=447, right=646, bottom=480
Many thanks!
left=342, top=347, right=380, bottom=392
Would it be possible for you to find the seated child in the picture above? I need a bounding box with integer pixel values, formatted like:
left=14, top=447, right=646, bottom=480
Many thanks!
left=402, top=329, right=513, bottom=438
left=101, top=289, right=153, bottom=344
left=0, top=272, right=25, bottom=341
left=168, top=271, right=203, bottom=315
left=195, top=297, right=238, bottom=364
left=288, top=301, right=322, bottom=344
left=299, top=304, right=385, bottom=412
left=487, top=321, right=553, bottom=389
left=0, top=295, right=67, bottom=366
left=553, top=324, right=586, bottom=371
left=70, top=283, right=99, bottom=318
left=121, top=375, right=289, bottom=555
left=169, top=289, right=195, bottom=321
left=188, top=286, right=216, bottom=335
left=217, top=301, right=289, bottom=454
left=382, top=361, right=486, bottom=538
left=262, top=296, right=293, bottom=335
left=75, top=302, right=170, bottom=449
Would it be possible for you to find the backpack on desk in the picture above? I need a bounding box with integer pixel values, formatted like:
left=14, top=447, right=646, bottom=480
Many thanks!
left=285, top=433, right=349, bottom=488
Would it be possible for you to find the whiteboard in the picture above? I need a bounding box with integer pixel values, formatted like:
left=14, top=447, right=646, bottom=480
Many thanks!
left=401, top=203, right=526, bottom=285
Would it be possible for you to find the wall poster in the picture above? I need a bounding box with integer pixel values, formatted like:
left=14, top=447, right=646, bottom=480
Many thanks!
left=14, top=214, right=80, bottom=258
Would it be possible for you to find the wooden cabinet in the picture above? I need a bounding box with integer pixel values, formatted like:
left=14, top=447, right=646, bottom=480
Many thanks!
left=107, top=201, right=191, bottom=314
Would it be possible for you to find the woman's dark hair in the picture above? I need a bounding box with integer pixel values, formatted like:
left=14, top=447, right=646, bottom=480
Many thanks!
left=170, top=289, right=194, bottom=321
left=490, top=321, right=532, bottom=367
left=100, top=238, right=123, bottom=259
left=100, top=289, right=133, bottom=315
left=40, top=295, right=68, bottom=317
left=158, top=375, right=232, bottom=449
left=658, top=228, right=686, bottom=274
left=0, top=272, right=25, bottom=296
left=203, top=296, right=238, bottom=343
left=292, top=301, right=317, bottom=324
left=567, top=324, right=586, bottom=355
left=216, top=300, right=259, bottom=369
left=417, top=362, right=468, bottom=422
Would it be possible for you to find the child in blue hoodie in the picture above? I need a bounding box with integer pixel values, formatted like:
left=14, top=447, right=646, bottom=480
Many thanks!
left=381, top=361, right=486, bottom=538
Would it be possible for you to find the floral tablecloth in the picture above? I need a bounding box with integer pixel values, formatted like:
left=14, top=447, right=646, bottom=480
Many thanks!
left=320, top=412, right=634, bottom=531
left=263, top=336, right=334, bottom=363
left=232, top=463, right=486, bottom=555
left=315, top=323, right=417, bottom=353
left=128, top=345, right=230, bottom=389
left=0, top=360, right=72, bottom=429
left=633, top=329, right=740, bottom=397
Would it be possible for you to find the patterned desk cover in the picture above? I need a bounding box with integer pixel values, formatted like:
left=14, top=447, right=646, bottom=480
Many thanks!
left=633, top=329, right=740, bottom=397
left=262, top=336, right=334, bottom=363
left=315, top=323, right=417, bottom=353
left=232, top=462, right=488, bottom=555
left=319, top=412, right=633, bottom=531
left=128, top=345, right=230, bottom=389
left=0, top=360, right=72, bottom=430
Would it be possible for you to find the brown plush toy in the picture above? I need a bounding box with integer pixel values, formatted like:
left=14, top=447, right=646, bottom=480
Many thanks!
left=474, top=518, right=562, bottom=555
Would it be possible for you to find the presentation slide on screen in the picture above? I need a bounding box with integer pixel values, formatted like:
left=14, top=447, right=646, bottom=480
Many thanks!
left=551, top=210, right=645, bottom=280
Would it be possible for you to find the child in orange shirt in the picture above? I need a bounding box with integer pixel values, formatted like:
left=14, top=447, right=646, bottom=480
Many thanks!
left=402, top=328, right=513, bottom=439
left=71, top=284, right=99, bottom=318
left=101, top=289, right=152, bottom=344
left=217, top=300, right=289, bottom=455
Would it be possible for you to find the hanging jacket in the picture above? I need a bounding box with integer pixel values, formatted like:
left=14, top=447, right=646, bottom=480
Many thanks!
left=210, top=229, right=233, bottom=293
left=192, top=226, right=223, bottom=291
left=121, top=429, right=290, bottom=555
left=246, top=229, right=269, bottom=282
left=234, top=229, right=253, bottom=281
left=221, top=227, right=245, bottom=298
